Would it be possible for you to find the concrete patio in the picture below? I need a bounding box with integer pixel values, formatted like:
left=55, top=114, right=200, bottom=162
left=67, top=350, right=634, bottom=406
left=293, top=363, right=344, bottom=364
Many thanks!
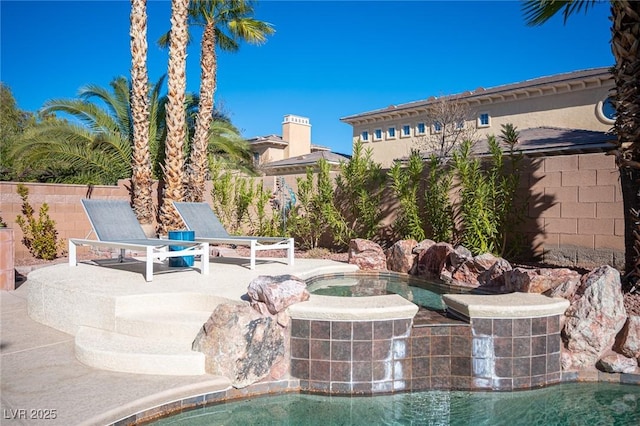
left=1, top=256, right=357, bottom=425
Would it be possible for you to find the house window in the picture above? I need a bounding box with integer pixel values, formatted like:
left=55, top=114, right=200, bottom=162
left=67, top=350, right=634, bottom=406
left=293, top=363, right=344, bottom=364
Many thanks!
left=416, top=122, right=426, bottom=135
left=596, top=97, right=616, bottom=124
left=477, top=112, right=490, bottom=128
left=387, top=126, right=396, bottom=139
left=361, top=130, right=369, bottom=142
left=432, top=121, right=442, bottom=133
left=374, top=129, right=383, bottom=140
left=253, top=152, right=260, bottom=165
left=402, top=124, right=411, bottom=137
left=456, top=120, right=465, bottom=130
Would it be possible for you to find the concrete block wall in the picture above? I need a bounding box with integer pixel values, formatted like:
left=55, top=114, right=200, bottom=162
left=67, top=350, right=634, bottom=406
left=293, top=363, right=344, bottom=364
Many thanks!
left=0, top=151, right=626, bottom=269
left=524, top=152, right=624, bottom=269
left=0, top=182, right=130, bottom=262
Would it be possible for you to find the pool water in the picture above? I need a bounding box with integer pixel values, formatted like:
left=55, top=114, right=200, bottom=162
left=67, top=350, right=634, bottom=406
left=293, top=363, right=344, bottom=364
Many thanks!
left=306, top=275, right=454, bottom=311
left=150, top=382, right=640, bottom=425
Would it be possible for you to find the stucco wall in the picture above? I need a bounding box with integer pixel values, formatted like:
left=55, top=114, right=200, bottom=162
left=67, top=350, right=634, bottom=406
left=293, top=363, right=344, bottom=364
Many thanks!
left=0, top=182, right=131, bottom=262
left=349, top=82, right=614, bottom=168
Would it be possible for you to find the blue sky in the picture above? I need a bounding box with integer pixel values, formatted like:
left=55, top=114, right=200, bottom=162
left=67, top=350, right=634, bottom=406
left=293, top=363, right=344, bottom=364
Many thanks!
left=1, top=0, right=613, bottom=155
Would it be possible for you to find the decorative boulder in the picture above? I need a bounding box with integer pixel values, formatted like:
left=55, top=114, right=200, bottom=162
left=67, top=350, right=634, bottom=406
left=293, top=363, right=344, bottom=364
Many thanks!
left=617, top=316, right=640, bottom=362
left=210, top=246, right=238, bottom=258
left=348, top=239, right=387, bottom=270
left=562, top=265, right=627, bottom=369
left=247, top=274, right=309, bottom=316
left=446, top=253, right=501, bottom=288
left=412, top=239, right=436, bottom=255
left=597, top=353, right=638, bottom=374
left=504, top=267, right=581, bottom=295
left=449, top=245, right=473, bottom=269
left=386, top=239, right=417, bottom=273
left=416, top=242, right=454, bottom=277
left=193, top=303, right=286, bottom=388
left=477, top=257, right=513, bottom=289
left=549, top=275, right=582, bottom=302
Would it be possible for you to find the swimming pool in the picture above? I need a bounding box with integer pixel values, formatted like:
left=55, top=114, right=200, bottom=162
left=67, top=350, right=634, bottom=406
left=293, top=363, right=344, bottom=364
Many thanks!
left=306, top=273, right=468, bottom=311
left=149, top=382, right=640, bottom=425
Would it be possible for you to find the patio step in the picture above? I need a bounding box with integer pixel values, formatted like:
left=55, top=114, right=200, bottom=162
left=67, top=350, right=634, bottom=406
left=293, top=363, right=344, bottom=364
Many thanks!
left=115, top=309, right=212, bottom=345
left=75, top=326, right=206, bottom=376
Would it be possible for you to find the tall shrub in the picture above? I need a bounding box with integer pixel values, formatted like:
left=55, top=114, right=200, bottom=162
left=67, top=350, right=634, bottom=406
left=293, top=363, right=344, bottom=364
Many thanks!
left=494, top=124, right=526, bottom=257
left=453, top=139, right=497, bottom=254
left=209, top=159, right=276, bottom=235
left=255, top=182, right=281, bottom=237
left=452, top=124, right=525, bottom=255
left=389, top=150, right=425, bottom=241
left=288, top=168, right=321, bottom=249
left=333, top=140, right=386, bottom=246
left=424, top=155, right=454, bottom=243
left=15, top=184, right=60, bottom=260
left=289, top=159, right=342, bottom=249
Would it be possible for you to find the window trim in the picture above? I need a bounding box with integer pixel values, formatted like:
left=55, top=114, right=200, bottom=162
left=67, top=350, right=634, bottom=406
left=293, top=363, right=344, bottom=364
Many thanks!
left=387, top=126, right=397, bottom=139
left=596, top=97, right=616, bottom=124
left=401, top=124, right=411, bottom=138
left=361, top=130, right=369, bottom=142
left=374, top=128, right=383, bottom=141
left=432, top=121, right=442, bottom=134
left=416, top=122, right=426, bottom=135
left=477, top=112, right=491, bottom=128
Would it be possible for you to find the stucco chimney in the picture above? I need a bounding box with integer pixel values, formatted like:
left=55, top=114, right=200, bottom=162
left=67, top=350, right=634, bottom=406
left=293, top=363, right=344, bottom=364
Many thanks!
left=282, top=114, right=311, bottom=158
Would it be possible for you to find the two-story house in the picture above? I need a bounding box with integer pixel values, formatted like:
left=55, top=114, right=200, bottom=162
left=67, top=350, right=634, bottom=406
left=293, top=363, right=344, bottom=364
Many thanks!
left=340, top=67, right=615, bottom=167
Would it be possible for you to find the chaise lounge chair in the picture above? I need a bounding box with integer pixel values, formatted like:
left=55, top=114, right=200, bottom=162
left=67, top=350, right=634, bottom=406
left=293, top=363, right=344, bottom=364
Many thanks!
left=173, top=201, right=294, bottom=270
left=69, top=199, right=209, bottom=282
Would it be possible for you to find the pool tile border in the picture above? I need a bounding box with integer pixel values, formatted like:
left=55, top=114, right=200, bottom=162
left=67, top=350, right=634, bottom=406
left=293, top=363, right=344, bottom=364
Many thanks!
left=113, top=369, right=640, bottom=425
left=110, top=271, right=640, bottom=425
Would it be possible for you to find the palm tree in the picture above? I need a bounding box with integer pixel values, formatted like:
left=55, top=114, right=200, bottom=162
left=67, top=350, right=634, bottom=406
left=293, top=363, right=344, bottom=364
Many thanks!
left=129, top=0, right=154, bottom=227
left=523, top=0, right=640, bottom=284
left=10, top=78, right=135, bottom=185
left=205, top=118, right=254, bottom=172
left=159, top=0, right=190, bottom=233
left=185, top=0, right=274, bottom=202
left=9, top=76, right=251, bottom=185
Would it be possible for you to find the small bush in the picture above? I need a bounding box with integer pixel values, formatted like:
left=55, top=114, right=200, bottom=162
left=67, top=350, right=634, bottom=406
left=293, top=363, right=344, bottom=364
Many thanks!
left=15, top=184, right=60, bottom=260
left=306, top=247, right=332, bottom=259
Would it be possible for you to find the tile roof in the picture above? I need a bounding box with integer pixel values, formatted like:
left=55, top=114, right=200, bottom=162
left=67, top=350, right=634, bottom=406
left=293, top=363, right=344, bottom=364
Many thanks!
left=409, top=127, right=616, bottom=162
left=341, top=67, right=613, bottom=122
left=474, top=127, right=616, bottom=157
left=260, top=151, right=350, bottom=170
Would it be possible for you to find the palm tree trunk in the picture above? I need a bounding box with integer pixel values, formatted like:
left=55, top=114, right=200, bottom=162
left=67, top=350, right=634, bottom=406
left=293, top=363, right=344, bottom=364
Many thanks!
left=159, top=0, right=189, bottom=233
left=187, top=20, right=217, bottom=202
left=129, top=0, right=154, bottom=230
left=611, top=1, right=640, bottom=283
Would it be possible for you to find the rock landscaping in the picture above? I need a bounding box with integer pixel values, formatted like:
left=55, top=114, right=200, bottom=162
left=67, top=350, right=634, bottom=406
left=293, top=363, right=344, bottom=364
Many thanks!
left=348, top=238, right=640, bottom=375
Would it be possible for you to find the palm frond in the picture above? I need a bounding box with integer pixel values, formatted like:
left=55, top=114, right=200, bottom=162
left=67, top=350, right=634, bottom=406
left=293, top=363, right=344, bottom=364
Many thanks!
left=522, top=0, right=600, bottom=26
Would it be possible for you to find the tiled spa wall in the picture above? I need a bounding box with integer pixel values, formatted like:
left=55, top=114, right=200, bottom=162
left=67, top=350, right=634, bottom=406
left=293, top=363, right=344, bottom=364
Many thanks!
left=289, top=314, right=563, bottom=394
left=290, top=318, right=414, bottom=394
